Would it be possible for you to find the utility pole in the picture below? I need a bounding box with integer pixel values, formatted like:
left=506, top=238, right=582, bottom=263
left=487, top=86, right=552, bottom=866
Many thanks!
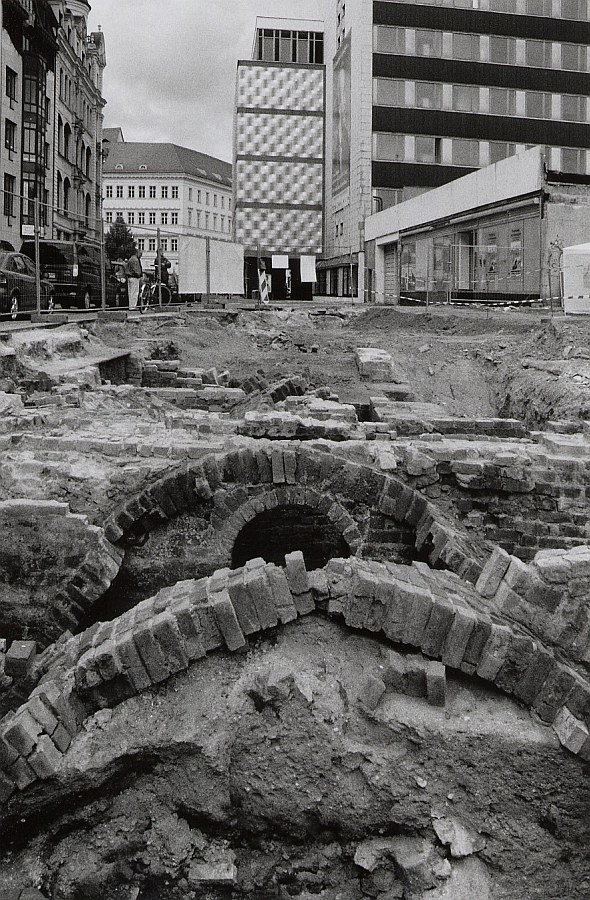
left=156, top=227, right=162, bottom=307
left=100, top=214, right=106, bottom=310
left=34, top=197, right=41, bottom=315
left=205, top=236, right=211, bottom=305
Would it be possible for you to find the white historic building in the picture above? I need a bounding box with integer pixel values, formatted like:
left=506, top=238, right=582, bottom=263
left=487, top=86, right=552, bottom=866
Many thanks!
left=102, top=133, right=232, bottom=276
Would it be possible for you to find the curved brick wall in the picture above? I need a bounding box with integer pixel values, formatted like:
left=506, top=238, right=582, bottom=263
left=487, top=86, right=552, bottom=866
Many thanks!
left=1, top=553, right=588, bottom=812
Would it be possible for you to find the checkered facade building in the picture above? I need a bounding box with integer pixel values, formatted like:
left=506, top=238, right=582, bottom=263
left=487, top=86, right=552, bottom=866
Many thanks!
left=233, top=62, right=325, bottom=255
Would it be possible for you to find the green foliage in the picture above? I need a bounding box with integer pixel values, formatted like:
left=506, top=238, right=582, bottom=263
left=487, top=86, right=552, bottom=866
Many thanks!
left=105, top=216, right=137, bottom=261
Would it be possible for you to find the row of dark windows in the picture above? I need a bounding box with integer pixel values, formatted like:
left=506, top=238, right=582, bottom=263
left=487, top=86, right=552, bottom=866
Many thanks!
left=256, top=29, right=324, bottom=64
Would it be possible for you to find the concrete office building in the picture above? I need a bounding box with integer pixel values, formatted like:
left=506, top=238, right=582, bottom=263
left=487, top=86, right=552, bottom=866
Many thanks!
left=102, top=138, right=232, bottom=277
left=321, top=0, right=590, bottom=299
left=233, top=17, right=324, bottom=301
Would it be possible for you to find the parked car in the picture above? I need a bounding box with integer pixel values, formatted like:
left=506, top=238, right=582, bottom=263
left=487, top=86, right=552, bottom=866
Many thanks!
left=0, top=250, right=53, bottom=319
left=20, top=240, right=119, bottom=309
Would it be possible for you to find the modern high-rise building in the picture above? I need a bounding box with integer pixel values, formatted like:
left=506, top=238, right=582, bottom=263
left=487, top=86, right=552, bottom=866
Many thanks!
left=233, top=16, right=325, bottom=301
left=321, top=0, right=590, bottom=299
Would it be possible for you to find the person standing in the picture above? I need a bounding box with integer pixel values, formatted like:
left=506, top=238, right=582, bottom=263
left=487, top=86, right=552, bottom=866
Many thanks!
left=125, top=248, right=143, bottom=309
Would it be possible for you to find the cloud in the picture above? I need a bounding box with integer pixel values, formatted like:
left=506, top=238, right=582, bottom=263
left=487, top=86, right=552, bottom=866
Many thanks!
left=89, top=0, right=324, bottom=160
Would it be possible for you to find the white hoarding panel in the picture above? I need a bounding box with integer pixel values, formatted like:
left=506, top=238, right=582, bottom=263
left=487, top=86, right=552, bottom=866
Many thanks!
left=178, top=238, right=244, bottom=295
left=563, top=243, right=590, bottom=315
left=210, top=241, right=244, bottom=295
left=178, top=236, right=207, bottom=294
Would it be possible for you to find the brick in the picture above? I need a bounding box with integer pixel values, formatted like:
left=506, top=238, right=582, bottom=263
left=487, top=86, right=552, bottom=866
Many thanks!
left=28, top=734, right=63, bottom=779
left=170, top=598, right=207, bottom=661
left=132, top=623, right=170, bottom=683
left=266, top=565, right=298, bottom=624
left=381, top=648, right=406, bottom=692
left=475, top=547, right=511, bottom=599
left=254, top=446, right=272, bottom=482
left=404, top=654, right=427, bottom=697
left=26, top=696, right=58, bottom=736
left=114, top=631, right=153, bottom=692
left=211, top=590, right=246, bottom=651
left=243, top=569, right=278, bottom=630
left=0, top=770, right=15, bottom=802
left=358, top=674, right=386, bottom=711
left=51, top=722, right=72, bottom=753
left=493, top=633, right=538, bottom=694
left=283, top=450, right=297, bottom=484
left=461, top=618, right=493, bottom=673
left=4, top=640, right=36, bottom=679
left=151, top=613, right=190, bottom=674
left=284, top=550, right=309, bottom=595
left=191, top=602, right=224, bottom=652
left=402, top=583, right=435, bottom=648
left=227, top=573, right=261, bottom=635
left=513, top=648, right=556, bottom=705
left=94, top=639, right=123, bottom=682
left=421, top=596, right=456, bottom=658
left=0, top=735, right=18, bottom=768
left=441, top=605, right=477, bottom=668
left=426, top=660, right=446, bottom=707
left=74, top=649, right=102, bottom=692
left=4, top=710, right=43, bottom=756
left=553, top=706, right=589, bottom=754
left=534, top=666, right=577, bottom=724
left=476, top=623, right=513, bottom=681
left=9, top=756, right=36, bottom=790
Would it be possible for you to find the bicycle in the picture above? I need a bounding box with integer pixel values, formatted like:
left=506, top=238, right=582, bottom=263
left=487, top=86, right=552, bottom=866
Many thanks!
left=138, top=276, right=172, bottom=313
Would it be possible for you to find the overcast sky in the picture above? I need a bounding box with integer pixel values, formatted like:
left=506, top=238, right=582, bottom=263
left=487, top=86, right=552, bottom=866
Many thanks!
left=88, top=0, right=324, bottom=162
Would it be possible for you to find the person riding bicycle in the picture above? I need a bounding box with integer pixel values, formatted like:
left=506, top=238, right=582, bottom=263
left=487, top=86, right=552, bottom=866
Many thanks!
left=154, top=251, right=171, bottom=286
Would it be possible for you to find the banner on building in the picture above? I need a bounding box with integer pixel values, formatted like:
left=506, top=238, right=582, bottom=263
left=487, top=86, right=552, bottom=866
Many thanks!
left=300, top=255, right=317, bottom=283
left=272, top=254, right=289, bottom=269
left=332, top=31, right=351, bottom=193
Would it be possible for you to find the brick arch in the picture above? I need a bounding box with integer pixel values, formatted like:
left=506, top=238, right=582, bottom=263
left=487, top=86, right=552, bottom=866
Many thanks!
left=53, top=445, right=493, bottom=636
left=1, top=554, right=588, bottom=812
left=105, top=443, right=488, bottom=578
left=211, top=485, right=363, bottom=566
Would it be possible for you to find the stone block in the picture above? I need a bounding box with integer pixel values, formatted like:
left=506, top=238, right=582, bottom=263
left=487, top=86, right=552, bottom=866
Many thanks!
left=358, top=674, right=386, bottom=710
left=425, top=660, right=446, bottom=706
left=292, top=590, right=315, bottom=616
left=211, top=589, right=246, bottom=651
left=404, top=654, right=427, bottom=697
left=271, top=447, right=286, bottom=484
left=0, top=735, right=18, bottom=769
left=243, top=569, right=278, bottom=630
left=4, top=640, right=36, bottom=679
left=151, top=613, right=190, bottom=674
left=51, top=722, right=72, bottom=753
left=28, top=734, right=63, bottom=779
left=475, top=546, right=511, bottom=599
left=94, top=639, right=123, bottom=683
left=442, top=604, right=477, bottom=668
left=284, top=550, right=309, bottom=595
left=553, top=706, right=589, bottom=754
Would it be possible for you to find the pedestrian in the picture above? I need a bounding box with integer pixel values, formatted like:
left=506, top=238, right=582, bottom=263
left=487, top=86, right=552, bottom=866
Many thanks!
left=125, top=248, right=143, bottom=309
left=155, top=251, right=170, bottom=286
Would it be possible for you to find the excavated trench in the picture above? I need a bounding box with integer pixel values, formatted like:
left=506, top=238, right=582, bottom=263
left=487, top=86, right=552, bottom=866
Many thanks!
left=1, top=310, right=589, bottom=900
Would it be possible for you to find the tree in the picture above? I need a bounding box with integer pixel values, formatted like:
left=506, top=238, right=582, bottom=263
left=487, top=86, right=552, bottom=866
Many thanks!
left=105, top=216, right=137, bottom=261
